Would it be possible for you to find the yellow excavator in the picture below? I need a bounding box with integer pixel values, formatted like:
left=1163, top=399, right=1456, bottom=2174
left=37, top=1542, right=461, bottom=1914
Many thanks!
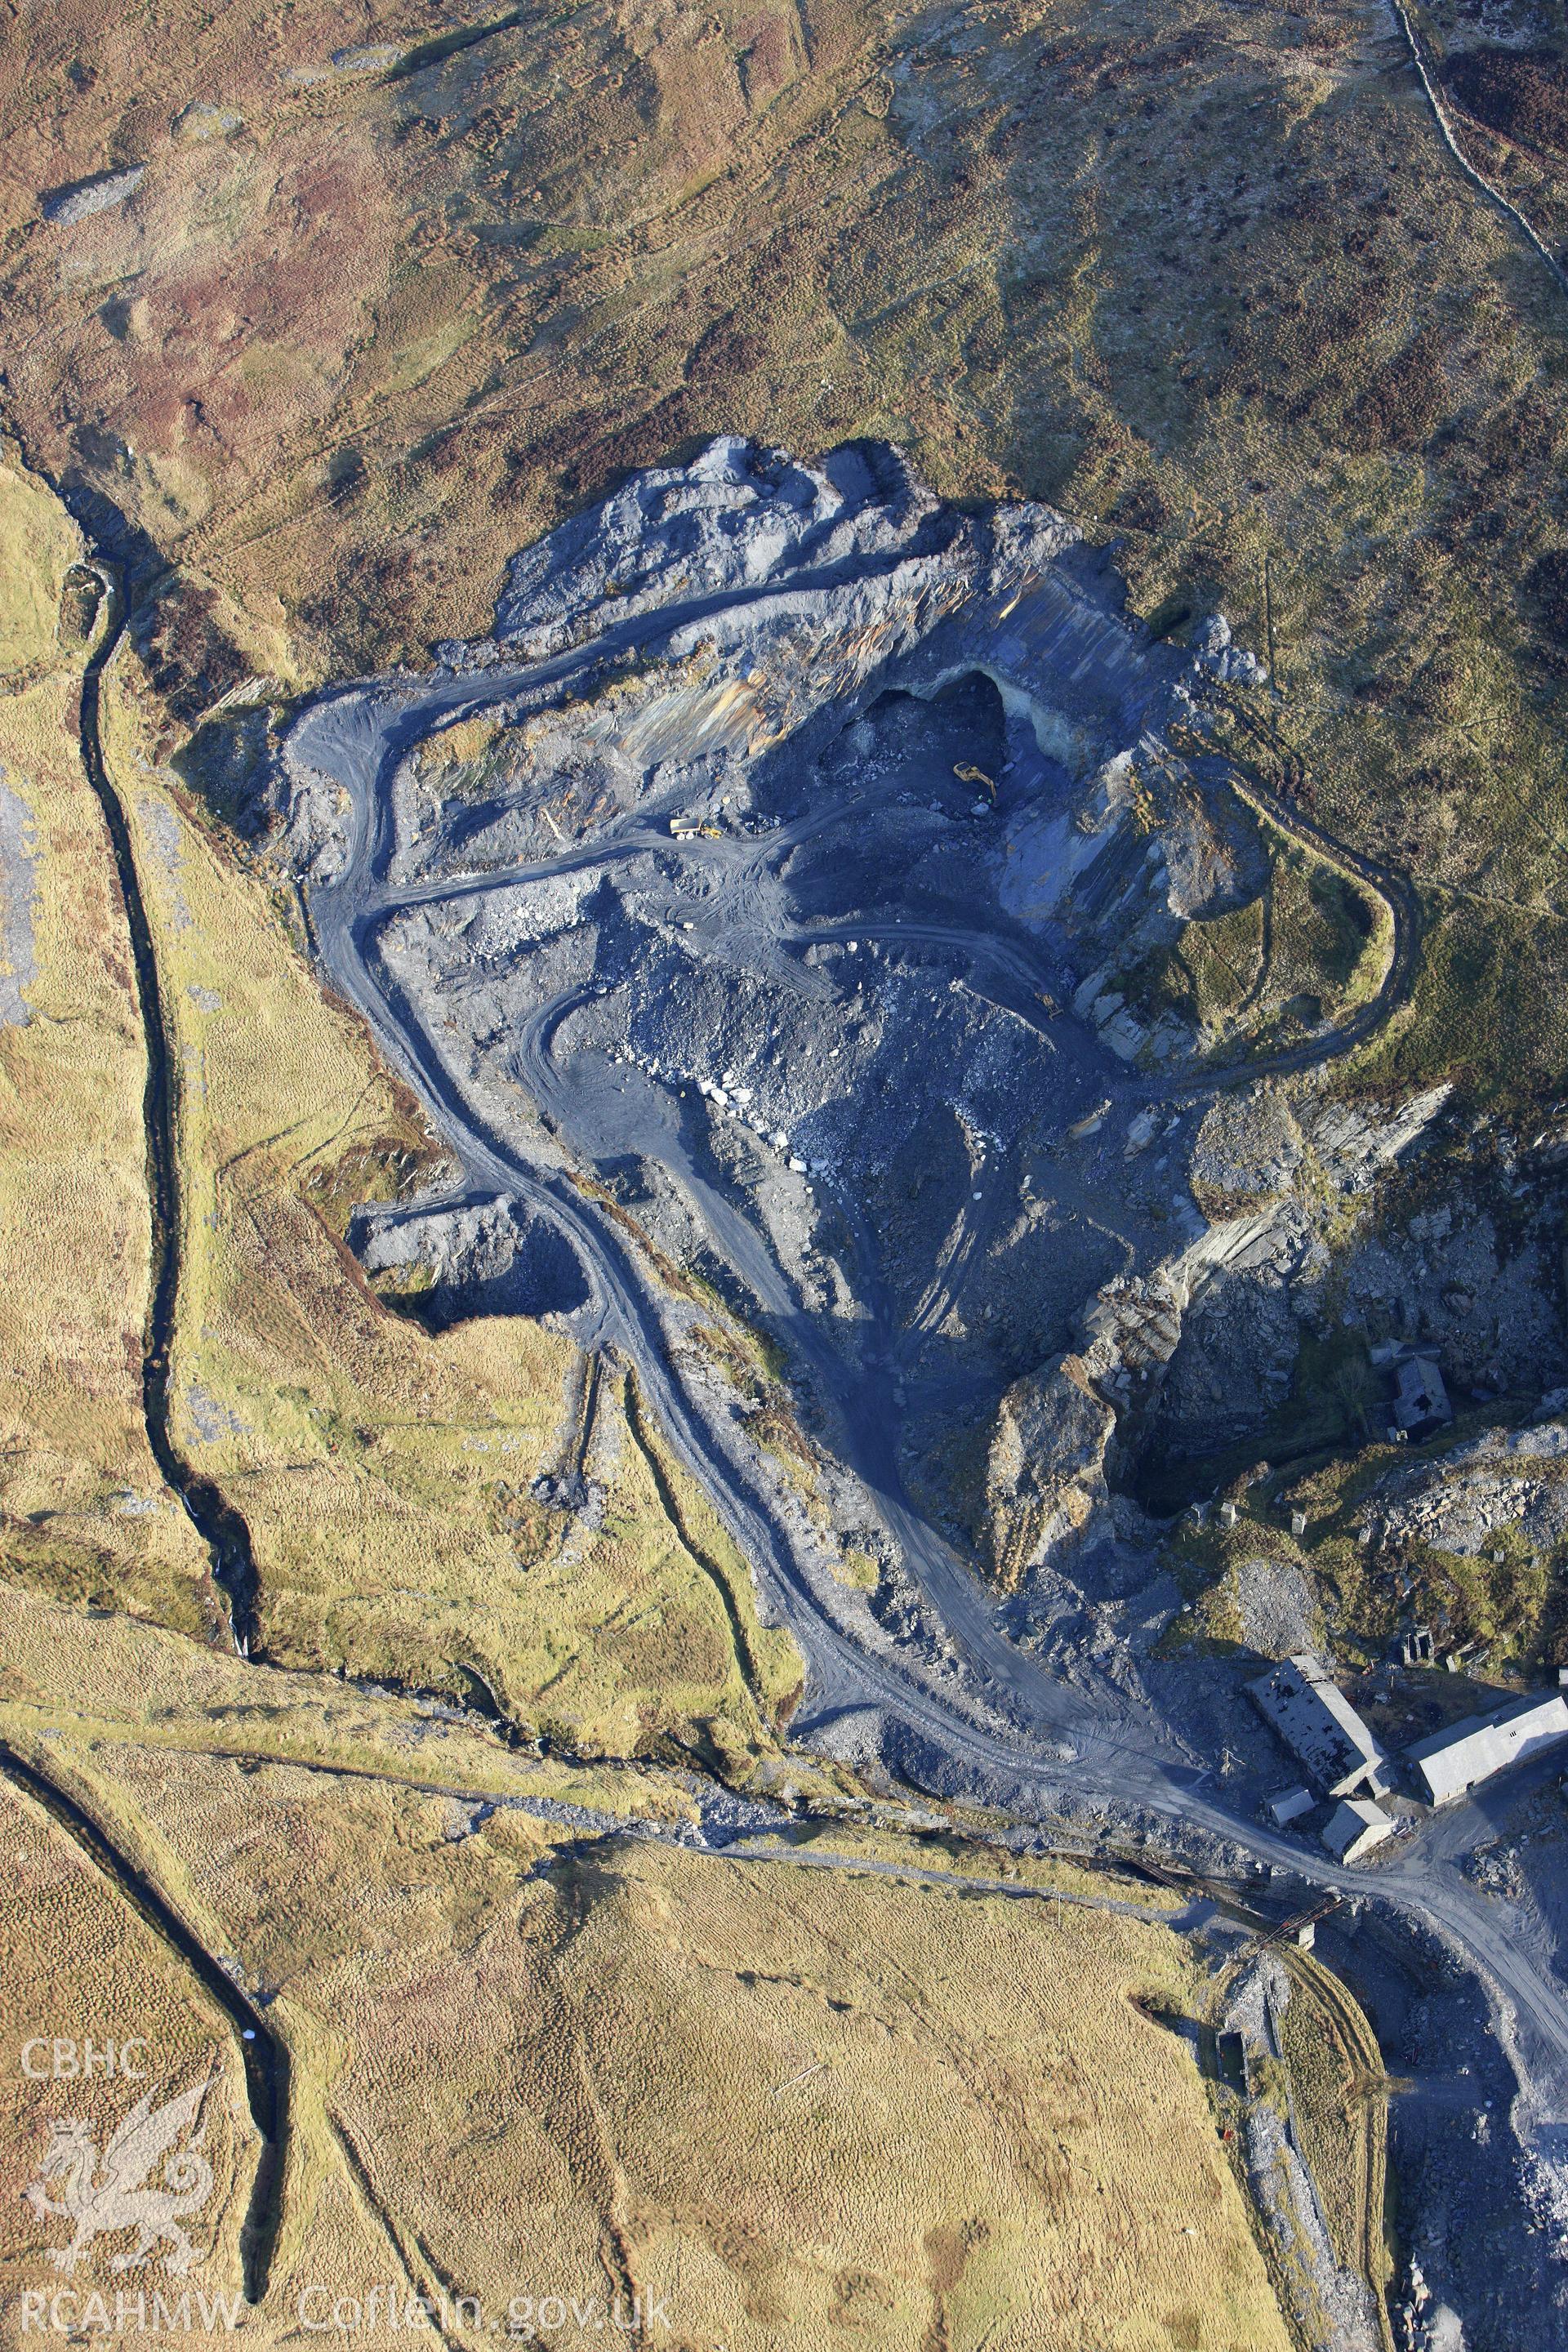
left=954, top=762, right=996, bottom=800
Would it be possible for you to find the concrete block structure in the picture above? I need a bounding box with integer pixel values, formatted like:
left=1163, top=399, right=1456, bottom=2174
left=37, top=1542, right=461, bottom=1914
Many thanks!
left=1321, top=1797, right=1395, bottom=1864
left=1267, top=1787, right=1314, bottom=1828
left=1406, top=1691, right=1568, bottom=1806
left=1248, top=1653, right=1387, bottom=1799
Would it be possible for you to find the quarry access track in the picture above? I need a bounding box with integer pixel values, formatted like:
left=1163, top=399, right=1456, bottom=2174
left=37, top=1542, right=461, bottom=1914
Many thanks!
left=350, top=757, right=1414, bottom=1107
left=1205, top=713, right=1419, bottom=1081
left=287, top=604, right=1568, bottom=2180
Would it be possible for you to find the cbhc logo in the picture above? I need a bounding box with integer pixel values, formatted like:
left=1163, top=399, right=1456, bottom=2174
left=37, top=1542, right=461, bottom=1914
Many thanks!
left=19, top=2038, right=149, bottom=2080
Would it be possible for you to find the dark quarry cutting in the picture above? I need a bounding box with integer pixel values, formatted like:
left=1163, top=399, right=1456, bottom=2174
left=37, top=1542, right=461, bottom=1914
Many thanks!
left=283, top=437, right=1409, bottom=1681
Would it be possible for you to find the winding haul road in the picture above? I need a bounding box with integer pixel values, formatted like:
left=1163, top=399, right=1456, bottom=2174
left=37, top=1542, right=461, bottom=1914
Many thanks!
left=290, top=589, right=1568, bottom=2160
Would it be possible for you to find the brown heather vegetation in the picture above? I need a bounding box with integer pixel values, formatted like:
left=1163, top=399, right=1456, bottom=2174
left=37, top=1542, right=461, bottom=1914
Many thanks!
left=4, top=0, right=1568, bottom=1102
left=1444, top=45, right=1568, bottom=157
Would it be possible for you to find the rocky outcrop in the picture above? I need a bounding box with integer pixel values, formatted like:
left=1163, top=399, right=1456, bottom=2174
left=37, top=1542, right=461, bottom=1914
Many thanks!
left=982, top=1354, right=1116, bottom=1589
left=349, top=1194, right=593, bottom=1330
left=1191, top=1085, right=1305, bottom=1217
left=987, top=1080, right=1472, bottom=1584
left=40, top=166, right=145, bottom=225
left=1305, top=1085, right=1451, bottom=1193
left=1015, top=730, right=1276, bottom=1068
left=1357, top=1410, right=1568, bottom=1558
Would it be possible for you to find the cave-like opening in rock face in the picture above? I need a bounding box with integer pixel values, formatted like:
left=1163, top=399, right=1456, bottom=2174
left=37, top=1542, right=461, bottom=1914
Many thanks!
left=840, top=674, right=1012, bottom=804
left=773, top=671, right=1018, bottom=925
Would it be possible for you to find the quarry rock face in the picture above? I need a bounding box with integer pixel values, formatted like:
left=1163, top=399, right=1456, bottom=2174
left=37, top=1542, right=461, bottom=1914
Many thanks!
left=1191, top=1087, right=1306, bottom=1214
left=988, top=1076, right=1492, bottom=1584
left=350, top=1195, right=593, bottom=1329
left=273, top=443, right=1568, bottom=2337
left=479, top=438, right=961, bottom=660
left=983, top=1355, right=1118, bottom=1589
left=287, top=439, right=1568, bottom=1684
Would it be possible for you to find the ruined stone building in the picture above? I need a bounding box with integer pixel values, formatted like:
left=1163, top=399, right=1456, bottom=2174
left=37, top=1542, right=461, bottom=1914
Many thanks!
left=1247, top=1653, right=1388, bottom=1799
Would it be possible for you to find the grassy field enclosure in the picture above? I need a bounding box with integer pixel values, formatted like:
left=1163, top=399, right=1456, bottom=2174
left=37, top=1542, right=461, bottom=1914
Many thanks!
left=0, top=1596, right=1296, bottom=2352
left=0, top=1584, right=731, bottom=1820
left=1125, top=777, right=1396, bottom=1059
left=0, top=452, right=79, bottom=675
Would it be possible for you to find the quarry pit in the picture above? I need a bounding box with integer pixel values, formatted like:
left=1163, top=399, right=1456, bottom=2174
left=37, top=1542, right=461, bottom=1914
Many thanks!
left=283, top=436, right=1409, bottom=1725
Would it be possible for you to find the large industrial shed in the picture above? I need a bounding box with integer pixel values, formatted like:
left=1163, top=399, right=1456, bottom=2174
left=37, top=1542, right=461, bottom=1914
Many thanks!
left=1407, top=1692, right=1568, bottom=1806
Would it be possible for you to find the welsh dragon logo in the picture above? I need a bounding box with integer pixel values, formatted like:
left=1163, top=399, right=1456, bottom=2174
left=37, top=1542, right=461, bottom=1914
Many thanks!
left=24, top=2071, right=216, bottom=2275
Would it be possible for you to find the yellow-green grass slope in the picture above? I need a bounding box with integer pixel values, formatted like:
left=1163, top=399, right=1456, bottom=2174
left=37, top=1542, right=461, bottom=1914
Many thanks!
left=0, top=1598, right=1296, bottom=2352
left=0, top=453, right=798, bottom=1766
left=0, top=452, right=216, bottom=1630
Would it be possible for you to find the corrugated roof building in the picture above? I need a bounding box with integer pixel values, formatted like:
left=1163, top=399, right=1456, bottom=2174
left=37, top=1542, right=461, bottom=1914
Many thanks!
left=1406, top=1692, right=1568, bottom=1806
left=1247, top=1653, right=1387, bottom=1799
